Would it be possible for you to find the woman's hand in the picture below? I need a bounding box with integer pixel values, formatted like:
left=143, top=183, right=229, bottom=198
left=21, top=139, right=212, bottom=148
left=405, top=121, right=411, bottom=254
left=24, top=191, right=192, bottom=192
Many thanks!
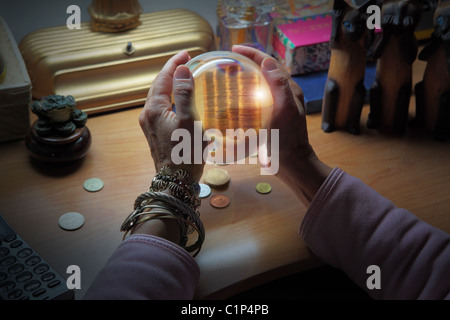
left=232, top=45, right=332, bottom=205
left=139, top=50, right=205, bottom=183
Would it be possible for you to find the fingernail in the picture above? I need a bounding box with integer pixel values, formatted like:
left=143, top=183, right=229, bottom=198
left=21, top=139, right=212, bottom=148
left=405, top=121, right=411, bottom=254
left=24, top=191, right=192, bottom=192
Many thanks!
left=175, top=65, right=191, bottom=80
left=263, top=58, right=278, bottom=71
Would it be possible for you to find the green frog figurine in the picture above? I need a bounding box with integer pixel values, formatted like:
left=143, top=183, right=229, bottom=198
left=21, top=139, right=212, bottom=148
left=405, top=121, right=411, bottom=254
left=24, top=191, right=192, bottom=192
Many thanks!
left=26, top=95, right=91, bottom=163
left=31, top=95, right=87, bottom=137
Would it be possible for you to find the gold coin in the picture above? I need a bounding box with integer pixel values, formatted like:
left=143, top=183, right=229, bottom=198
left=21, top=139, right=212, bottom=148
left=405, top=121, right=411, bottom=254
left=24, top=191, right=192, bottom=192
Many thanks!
left=203, top=168, right=230, bottom=188
left=210, top=194, right=230, bottom=208
left=256, top=182, right=272, bottom=194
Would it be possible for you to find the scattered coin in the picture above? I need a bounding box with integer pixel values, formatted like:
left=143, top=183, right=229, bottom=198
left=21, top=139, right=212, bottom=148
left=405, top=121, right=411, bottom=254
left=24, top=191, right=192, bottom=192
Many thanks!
left=256, top=182, right=272, bottom=194
left=58, top=212, right=85, bottom=231
left=199, top=183, right=211, bottom=198
left=83, top=178, right=104, bottom=192
left=210, top=194, right=230, bottom=208
left=203, top=168, right=230, bottom=188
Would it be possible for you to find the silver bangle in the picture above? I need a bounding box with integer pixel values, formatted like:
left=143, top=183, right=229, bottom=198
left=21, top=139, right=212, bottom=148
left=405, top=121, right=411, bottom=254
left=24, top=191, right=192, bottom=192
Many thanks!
left=121, top=191, right=205, bottom=256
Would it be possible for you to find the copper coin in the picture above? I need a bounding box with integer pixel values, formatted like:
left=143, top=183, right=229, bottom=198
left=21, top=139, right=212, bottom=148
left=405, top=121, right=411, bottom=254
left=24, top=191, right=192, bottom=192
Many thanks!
left=210, top=194, right=230, bottom=208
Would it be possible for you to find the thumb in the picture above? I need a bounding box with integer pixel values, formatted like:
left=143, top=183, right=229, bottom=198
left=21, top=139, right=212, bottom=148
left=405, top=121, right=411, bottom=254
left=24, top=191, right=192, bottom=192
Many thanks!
left=261, top=57, right=298, bottom=123
left=173, top=65, right=197, bottom=125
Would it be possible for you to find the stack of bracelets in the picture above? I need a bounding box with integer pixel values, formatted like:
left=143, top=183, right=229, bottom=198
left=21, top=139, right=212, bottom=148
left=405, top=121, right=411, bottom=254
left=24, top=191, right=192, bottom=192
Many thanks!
left=121, top=166, right=205, bottom=256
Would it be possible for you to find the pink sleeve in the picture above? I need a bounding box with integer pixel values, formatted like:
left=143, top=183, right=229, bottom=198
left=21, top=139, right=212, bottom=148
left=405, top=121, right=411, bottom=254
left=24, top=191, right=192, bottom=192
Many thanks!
left=300, top=168, right=450, bottom=299
left=83, top=234, right=199, bottom=300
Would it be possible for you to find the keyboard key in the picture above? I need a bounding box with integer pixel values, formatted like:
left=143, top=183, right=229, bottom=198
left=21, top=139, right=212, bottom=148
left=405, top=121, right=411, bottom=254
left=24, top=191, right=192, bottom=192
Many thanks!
left=41, top=272, right=55, bottom=282
left=0, top=281, right=15, bottom=292
left=25, top=255, right=41, bottom=266
left=17, top=248, right=33, bottom=258
left=16, top=271, right=33, bottom=283
left=8, top=289, right=23, bottom=300
left=24, top=280, right=41, bottom=292
left=3, top=234, right=16, bottom=242
left=33, top=263, right=49, bottom=274
left=10, top=240, right=23, bottom=248
left=0, top=255, right=16, bottom=266
left=0, top=247, right=9, bottom=258
left=8, top=263, right=25, bottom=274
left=47, top=279, right=61, bottom=288
left=32, top=288, right=47, bottom=297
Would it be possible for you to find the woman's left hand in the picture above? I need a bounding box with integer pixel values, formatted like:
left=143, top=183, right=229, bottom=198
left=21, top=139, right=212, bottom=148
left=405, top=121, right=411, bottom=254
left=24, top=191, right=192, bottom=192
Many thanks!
left=139, top=50, right=205, bottom=182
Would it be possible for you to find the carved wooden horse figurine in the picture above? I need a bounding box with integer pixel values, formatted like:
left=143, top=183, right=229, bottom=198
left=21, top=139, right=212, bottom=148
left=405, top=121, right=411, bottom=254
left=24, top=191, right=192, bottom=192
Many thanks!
left=415, top=0, right=450, bottom=141
left=368, top=0, right=421, bottom=133
left=322, top=0, right=376, bottom=134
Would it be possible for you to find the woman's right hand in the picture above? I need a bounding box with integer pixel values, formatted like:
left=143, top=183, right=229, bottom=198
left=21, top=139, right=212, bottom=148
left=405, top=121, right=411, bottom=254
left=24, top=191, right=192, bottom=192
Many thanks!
left=232, top=45, right=332, bottom=205
left=138, top=50, right=205, bottom=183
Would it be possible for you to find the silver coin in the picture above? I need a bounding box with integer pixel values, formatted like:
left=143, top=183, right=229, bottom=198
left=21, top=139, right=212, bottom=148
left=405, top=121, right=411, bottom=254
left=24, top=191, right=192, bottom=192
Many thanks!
left=199, top=183, right=211, bottom=198
left=58, top=212, right=85, bottom=231
left=83, top=178, right=104, bottom=192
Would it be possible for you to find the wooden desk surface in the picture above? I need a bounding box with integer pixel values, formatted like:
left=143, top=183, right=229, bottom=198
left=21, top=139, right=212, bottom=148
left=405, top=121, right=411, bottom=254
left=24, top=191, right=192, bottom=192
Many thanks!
left=1, top=59, right=449, bottom=300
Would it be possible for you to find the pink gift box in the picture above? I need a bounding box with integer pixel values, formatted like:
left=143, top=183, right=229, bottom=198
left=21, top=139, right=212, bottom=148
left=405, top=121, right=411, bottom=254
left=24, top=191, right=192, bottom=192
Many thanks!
left=272, top=14, right=333, bottom=75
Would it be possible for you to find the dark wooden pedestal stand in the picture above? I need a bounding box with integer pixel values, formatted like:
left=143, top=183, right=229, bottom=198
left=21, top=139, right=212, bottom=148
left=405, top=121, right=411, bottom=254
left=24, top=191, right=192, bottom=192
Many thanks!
left=25, top=122, right=91, bottom=164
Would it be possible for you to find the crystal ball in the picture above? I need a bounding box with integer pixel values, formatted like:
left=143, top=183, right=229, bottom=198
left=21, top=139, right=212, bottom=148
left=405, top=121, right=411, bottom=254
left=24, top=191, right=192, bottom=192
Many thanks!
left=185, top=51, right=273, bottom=163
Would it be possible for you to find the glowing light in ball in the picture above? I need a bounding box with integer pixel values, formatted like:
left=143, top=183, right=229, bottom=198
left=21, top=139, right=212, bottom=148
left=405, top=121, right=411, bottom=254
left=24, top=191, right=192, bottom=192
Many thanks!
left=185, top=51, right=273, bottom=163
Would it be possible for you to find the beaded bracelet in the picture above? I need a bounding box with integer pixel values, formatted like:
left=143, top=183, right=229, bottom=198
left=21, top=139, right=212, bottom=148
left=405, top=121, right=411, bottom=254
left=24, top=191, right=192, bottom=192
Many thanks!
left=150, top=166, right=201, bottom=212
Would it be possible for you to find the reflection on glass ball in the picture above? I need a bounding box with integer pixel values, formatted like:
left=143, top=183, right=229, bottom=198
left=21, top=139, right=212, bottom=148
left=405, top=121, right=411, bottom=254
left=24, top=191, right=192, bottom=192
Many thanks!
left=185, top=51, right=273, bottom=163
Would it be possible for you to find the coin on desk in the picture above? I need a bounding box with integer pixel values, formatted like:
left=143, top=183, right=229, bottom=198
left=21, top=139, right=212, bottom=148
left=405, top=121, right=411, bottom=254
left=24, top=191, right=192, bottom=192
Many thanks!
left=58, top=212, right=85, bottom=231
left=199, top=183, right=211, bottom=198
left=83, top=178, right=104, bottom=192
left=256, top=182, right=272, bottom=194
left=203, top=168, right=230, bottom=188
left=210, top=194, right=230, bottom=208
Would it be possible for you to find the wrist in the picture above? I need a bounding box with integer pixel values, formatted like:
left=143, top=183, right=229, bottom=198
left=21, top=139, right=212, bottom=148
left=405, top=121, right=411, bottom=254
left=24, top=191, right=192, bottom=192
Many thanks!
left=121, top=165, right=205, bottom=256
left=130, top=211, right=181, bottom=244
left=277, top=147, right=332, bottom=205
